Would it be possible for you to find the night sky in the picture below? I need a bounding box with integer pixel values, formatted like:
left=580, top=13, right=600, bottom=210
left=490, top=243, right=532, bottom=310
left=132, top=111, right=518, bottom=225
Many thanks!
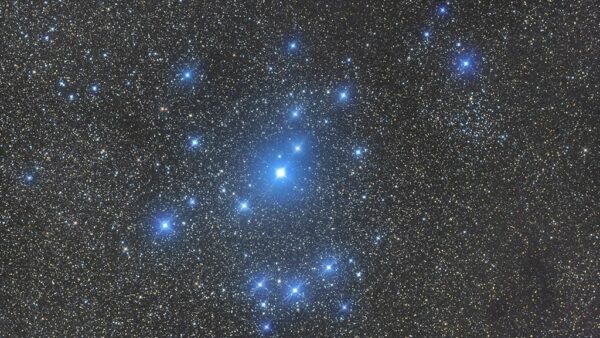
left=1, top=1, right=599, bottom=336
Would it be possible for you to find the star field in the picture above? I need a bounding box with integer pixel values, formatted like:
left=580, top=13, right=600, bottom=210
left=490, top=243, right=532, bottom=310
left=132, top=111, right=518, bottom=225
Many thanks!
left=1, top=1, right=599, bottom=337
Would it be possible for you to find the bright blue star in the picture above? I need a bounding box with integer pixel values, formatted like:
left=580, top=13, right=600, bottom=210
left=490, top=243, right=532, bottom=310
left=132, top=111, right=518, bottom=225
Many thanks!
left=340, top=302, right=351, bottom=312
left=260, top=321, right=272, bottom=334
left=188, top=197, right=197, bottom=207
left=354, top=148, right=364, bottom=157
left=294, top=144, right=302, bottom=152
left=438, top=5, right=448, bottom=14
left=58, top=79, right=66, bottom=87
left=338, top=90, right=349, bottom=101
left=260, top=301, right=267, bottom=308
left=67, top=93, right=77, bottom=102
left=275, top=167, right=286, bottom=179
left=321, top=259, right=337, bottom=276
left=89, top=84, right=99, bottom=94
left=239, top=200, right=250, bottom=212
left=285, top=282, right=305, bottom=301
left=456, top=53, right=478, bottom=76
left=23, top=173, right=34, bottom=184
left=179, top=68, right=198, bottom=83
left=155, top=214, right=176, bottom=235
left=291, top=106, right=301, bottom=118
left=423, top=31, right=431, bottom=38
left=288, top=40, right=299, bottom=52
left=188, top=137, right=201, bottom=149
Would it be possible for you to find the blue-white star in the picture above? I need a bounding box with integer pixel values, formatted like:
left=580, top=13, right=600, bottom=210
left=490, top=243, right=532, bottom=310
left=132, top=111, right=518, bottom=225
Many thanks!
left=339, top=90, right=349, bottom=101
left=239, top=201, right=250, bottom=212
left=261, top=322, right=272, bottom=333
left=24, top=174, right=34, bottom=184
left=189, top=137, right=200, bottom=149
left=275, top=167, right=286, bottom=179
left=288, top=41, right=299, bottom=52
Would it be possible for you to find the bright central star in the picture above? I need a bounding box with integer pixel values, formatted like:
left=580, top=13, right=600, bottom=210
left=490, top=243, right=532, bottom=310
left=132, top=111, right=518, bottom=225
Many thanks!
left=276, top=167, right=286, bottom=178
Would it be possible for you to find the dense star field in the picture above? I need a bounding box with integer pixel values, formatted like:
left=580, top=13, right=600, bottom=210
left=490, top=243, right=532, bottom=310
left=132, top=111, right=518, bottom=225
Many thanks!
left=1, top=1, right=599, bottom=336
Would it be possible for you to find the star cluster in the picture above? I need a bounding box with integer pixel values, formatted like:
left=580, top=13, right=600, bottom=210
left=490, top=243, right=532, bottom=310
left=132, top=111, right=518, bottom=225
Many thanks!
left=1, top=1, right=598, bottom=337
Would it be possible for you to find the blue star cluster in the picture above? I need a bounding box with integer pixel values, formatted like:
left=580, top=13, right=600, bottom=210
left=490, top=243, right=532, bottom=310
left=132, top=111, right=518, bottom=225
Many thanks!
left=2, top=1, right=598, bottom=337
